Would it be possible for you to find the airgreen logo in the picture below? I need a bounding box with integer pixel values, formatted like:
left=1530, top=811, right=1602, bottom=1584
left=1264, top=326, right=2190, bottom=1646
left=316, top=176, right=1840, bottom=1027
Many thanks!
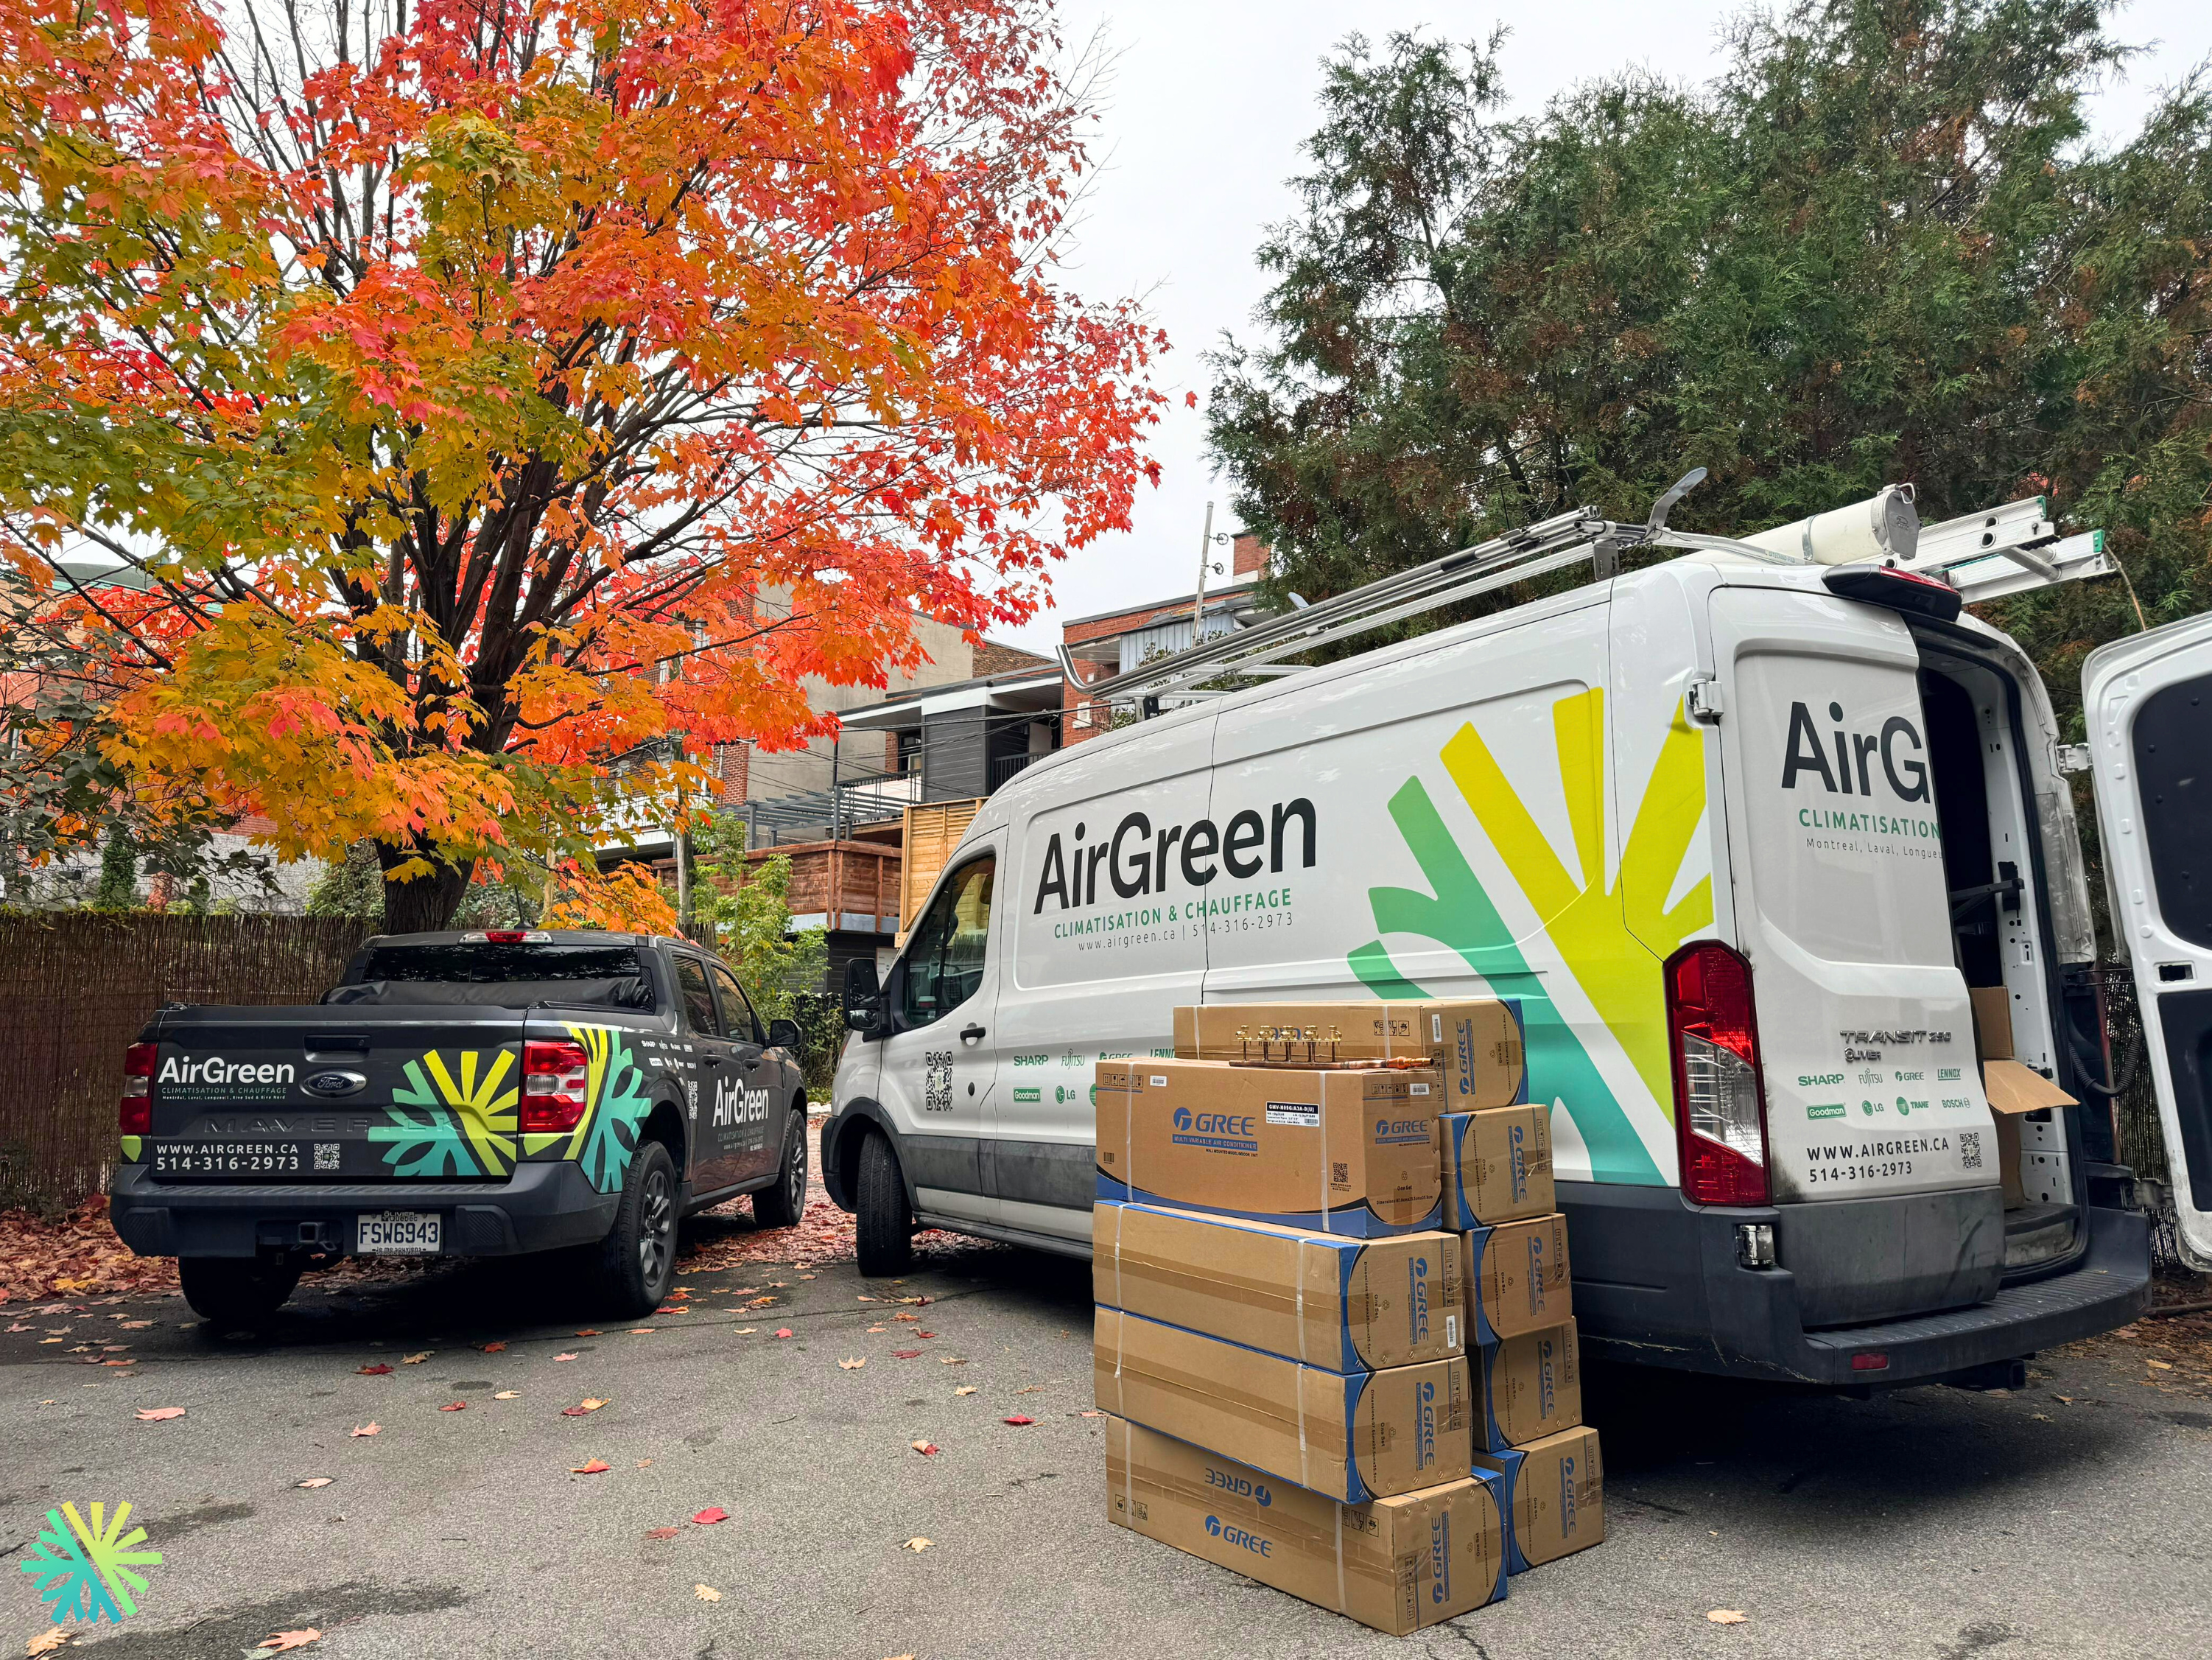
left=1014, top=1086, right=1041, bottom=1103
left=21, top=1501, right=161, bottom=1625
left=1806, top=1102, right=1845, bottom=1120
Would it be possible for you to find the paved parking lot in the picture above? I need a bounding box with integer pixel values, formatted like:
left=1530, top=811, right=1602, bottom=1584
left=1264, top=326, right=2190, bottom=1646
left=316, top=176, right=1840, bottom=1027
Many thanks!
left=7, top=1169, right=2210, bottom=1659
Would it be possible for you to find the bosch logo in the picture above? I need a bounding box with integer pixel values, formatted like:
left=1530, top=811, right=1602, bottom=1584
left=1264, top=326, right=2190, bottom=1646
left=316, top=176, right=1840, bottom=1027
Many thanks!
left=302, top=1070, right=365, bottom=1099
left=1203, top=1516, right=1271, bottom=1557
left=1173, top=1107, right=1193, bottom=1131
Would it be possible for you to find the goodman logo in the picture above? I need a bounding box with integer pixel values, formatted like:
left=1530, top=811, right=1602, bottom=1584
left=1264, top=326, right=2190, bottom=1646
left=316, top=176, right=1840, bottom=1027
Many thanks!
left=1428, top=1511, right=1453, bottom=1603
left=1414, top=1379, right=1438, bottom=1469
left=158, top=1057, right=295, bottom=1087
left=1203, top=1516, right=1271, bottom=1557
left=1780, top=701, right=1930, bottom=802
left=1033, top=798, right=1317, bottom=913
left=1408, top=1255, right=1430, bottom=1345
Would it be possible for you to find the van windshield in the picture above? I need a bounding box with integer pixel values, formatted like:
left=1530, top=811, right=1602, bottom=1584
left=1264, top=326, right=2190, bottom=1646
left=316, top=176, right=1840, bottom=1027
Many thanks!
left=326, top=942, right=658, bottom=1010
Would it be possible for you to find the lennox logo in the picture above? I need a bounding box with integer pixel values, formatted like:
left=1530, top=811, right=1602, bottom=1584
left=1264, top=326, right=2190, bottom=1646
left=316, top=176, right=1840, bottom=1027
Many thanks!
left=1203, top=1516, right=1271, bottom=1557
left=1779, top=700, right=1930, bottom=802
left=158, top=1056, right=295, bottom=1087
left=1428, top=1510, right=1452, bottom=1603
left=1032, top=798, right=1317, bottom=913
left=1407, top=1255, right=1430, bottom=1345
left=1414, top=1379, right=1438, bottom=1469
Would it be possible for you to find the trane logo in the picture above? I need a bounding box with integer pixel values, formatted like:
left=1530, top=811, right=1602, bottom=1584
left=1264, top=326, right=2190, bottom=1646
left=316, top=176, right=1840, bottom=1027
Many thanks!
left=1780, top=701, right=1930, bottom=802
left=1173, top=1108, right=1254, bottom=1136
left=1204, top=1516, right=1271, bottom=1557
left=158, top=1056, right=295, bottom=1087
left=1408, top=1255, right=1430, bottom=1344
left=1033, top=799, right=1317, bottom=913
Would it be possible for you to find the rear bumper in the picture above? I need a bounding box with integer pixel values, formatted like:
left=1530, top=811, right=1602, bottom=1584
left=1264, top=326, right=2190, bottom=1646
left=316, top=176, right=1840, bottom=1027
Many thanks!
left=108, top=1160, right=619, bottom=1261
left=1563, top=1180, right=2150, bottom=1387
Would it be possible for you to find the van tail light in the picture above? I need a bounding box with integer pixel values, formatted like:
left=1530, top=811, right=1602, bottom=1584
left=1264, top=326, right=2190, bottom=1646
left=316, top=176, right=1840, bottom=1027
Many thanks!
left=1665, top=942, right=1772, bottom=1206
left=121, top=1041, right=157, bottom=1135
left=521, top=1040, right=591, bottom=1133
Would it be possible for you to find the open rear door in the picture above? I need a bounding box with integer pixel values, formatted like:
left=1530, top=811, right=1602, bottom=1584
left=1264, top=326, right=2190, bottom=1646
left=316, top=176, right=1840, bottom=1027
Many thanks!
left=2083, top=614, right=2212, bottom=1267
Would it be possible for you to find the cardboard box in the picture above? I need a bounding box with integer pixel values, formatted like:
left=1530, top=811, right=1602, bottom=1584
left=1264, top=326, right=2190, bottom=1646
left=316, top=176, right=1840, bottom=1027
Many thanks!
left=1462, top=1214, right=1573, bottom=1345
left=1105, top=1416, right=1506, bottom=1633
left=1173, top=1000, right=1526, bottom=1110
left=1970, top=982, right=2076, bottom=1208
left=1094, top=1202, right=1465, bottom=1370
left=1442, top=1106, right=1556, bottom=1228
left=1475, top=1320, right=1581, bottom=1451
left=1471, top=1425, right=1604, bottom=1572
left=1094, top=1306, right=1472, bottom=1502
left=1095, top=1058, right=1444, bottom=1238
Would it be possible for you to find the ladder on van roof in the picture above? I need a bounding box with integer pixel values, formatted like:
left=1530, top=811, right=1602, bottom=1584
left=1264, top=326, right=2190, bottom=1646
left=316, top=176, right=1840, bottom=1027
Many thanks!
left=1083, top=494, right=2111, bottom=714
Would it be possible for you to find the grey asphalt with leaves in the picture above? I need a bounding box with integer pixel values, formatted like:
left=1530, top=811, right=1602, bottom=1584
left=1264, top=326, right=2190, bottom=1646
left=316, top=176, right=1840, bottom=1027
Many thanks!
left=5, top=1180, right=2209, bottom=1660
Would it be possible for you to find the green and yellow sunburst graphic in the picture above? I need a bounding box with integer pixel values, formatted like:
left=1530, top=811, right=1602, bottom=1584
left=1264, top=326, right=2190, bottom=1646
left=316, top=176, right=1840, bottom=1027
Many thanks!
left=18, top=1501, right=161, bottom=1624
left=371, top=1048, right=520, bottom=1177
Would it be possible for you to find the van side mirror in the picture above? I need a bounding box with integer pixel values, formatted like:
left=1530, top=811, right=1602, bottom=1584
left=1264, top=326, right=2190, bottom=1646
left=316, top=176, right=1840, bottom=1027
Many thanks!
left=842, top=959, right=883, bottom=1036
left=766, top=1017, right=802, bottom=1051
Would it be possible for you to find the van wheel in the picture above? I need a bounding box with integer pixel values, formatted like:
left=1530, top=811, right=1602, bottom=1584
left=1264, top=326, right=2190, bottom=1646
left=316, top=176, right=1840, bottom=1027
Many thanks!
left=753, top=1108, right=810, bottom=1230
left=180, top=1256, right=301, bottom=1326
left=594, top=1140, right=678, bottom=1318
left=854, top=1128, right=913, bottom=1278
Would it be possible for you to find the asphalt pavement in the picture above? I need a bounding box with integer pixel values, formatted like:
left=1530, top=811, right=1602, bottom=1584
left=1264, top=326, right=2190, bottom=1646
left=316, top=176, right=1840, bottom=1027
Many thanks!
left=6, top=1162, right=2209, bottom=1660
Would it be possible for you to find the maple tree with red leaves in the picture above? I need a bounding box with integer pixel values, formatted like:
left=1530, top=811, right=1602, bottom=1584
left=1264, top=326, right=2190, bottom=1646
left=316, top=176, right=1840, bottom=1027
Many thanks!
left=0, top=0, right=1162, bottom=927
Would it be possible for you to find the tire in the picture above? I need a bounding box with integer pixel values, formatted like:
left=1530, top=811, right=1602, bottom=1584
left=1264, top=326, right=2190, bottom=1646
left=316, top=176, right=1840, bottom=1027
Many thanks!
left=594, top=1139, right=678, bottom=1318
left=178, top=1256, right=302, bottom=1326
left=753, top=1108, right=810, bottom=1230
left=854, top=1127, right=913, bottom=1278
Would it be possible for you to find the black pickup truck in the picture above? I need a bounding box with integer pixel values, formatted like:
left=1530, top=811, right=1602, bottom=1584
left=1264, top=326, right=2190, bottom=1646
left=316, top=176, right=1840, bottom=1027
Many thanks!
left=108, top=930, right=810, bottom=1324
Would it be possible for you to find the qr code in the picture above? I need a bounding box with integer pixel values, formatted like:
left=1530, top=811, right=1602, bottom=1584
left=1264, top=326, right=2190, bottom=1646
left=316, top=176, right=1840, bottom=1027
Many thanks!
left=1332, top=1161, right=1349, bottom=1186
left=1959, top=1130, right=1982, bottom=1171
left=313, top=1142, right=341, bottom=1172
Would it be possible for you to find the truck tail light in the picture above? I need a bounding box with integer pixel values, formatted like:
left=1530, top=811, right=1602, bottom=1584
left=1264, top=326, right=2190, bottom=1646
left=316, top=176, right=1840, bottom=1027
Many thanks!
left=1665, top=942, right=1772, bottom=1206
left=521, top=1040, right=591, bottom=1133
left=121, top=1041, right=157, bottom=1135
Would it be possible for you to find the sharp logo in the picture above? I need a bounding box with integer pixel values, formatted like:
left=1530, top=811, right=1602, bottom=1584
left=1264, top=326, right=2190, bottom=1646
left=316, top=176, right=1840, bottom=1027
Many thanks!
left=158, top=1056, right=296, bottom=1086
left=1202, top=1516, right=1271, bottom=1557
left=1429, top=1510, right=1452, bottom=1604
left=1032, top=798, right=1317, bottom=913
left=1408, top=1255, right=1430, bottom=1344
left=1414, top=1379, right=1438, bottom=1470
left=711, top=1077, right=771, bottom=1129
left=1779, top=700, right=1930, bottom=802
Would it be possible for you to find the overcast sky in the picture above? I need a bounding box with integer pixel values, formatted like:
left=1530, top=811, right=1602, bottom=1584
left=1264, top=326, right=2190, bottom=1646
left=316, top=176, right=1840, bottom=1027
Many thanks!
left=997, top=0, right=2212, bottom=652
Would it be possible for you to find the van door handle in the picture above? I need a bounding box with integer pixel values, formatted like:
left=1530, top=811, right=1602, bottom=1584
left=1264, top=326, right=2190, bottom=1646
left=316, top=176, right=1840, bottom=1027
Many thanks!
left=960, top=1023, right=986, bottom=1044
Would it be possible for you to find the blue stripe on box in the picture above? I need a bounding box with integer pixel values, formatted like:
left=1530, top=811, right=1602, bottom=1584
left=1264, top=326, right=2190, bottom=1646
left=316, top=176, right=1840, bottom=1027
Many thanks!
left=1095, top=1176, right=1440, bottom=1239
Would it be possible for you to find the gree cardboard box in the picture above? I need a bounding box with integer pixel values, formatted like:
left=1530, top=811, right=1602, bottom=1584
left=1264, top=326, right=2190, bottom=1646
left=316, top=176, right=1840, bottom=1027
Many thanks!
left=1105, top=1416, right=1506, bottom=1633
left=1470, top=1424, right=1604, bottom=1572
left=1475, top=1320, right=1581, bottom=1451
left=1173, top=999, right=1527, bottom=1109
left=1094, top=1201, right=1465, bottom=1370
left=1462, top=1214, right=1573, bottom=1345
left=1094, top=1306, right=1471, bottom=1502
left=1095, top=1058, right=1443, bottom=1238
left=1442, top=1106, right=1556, bottom=1229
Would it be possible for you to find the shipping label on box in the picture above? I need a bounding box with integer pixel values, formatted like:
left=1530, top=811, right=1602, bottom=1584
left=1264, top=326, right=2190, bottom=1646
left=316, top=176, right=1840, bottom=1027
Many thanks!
left=1173, top=1000, right=1526, bottom=1109
left=1094, top=1202, right=1464, bottom=1371
left=1475, top=1320, right=1581, bottom=1452
left=1470, top=1425, right=1604, bottom=1572
left=1095, top=1058, right=1443, bottom=1237
left=1462, top=1214, right=1572, bottom=1345
left=1105, top=1416, right=1506, bottom=1634
left=1094, top=1306, right=1471, bottom=1503
left=1442, top=1107, right=1555, bottom=1229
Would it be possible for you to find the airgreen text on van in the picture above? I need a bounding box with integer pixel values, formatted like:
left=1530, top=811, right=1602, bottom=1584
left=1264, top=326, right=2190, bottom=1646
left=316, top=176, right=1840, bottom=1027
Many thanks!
left=1031, top=799, right=1317, bottom=913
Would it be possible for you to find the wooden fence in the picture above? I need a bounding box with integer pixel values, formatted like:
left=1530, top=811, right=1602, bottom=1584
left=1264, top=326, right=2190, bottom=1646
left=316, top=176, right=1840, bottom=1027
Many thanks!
left=0, top=914, right=374, bottom=1211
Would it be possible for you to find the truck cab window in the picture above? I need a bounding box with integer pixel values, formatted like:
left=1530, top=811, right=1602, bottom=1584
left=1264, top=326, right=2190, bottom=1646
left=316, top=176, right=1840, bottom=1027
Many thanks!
left=675, top=956, right=722, bottom=1037
left=712, top=963, right=762, bottom=1044
left=899, top=856, right=995, bottom=1029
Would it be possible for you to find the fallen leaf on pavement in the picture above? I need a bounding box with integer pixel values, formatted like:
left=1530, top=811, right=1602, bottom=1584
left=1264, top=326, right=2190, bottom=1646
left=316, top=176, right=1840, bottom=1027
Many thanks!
left=856, top=1295, right=877, bottom=1303
left=867, top=1325, right=888, bottom=1334
left=938, top=1357, right=966, bottom=1366
left=954, top=1387, right=977, bottom=1396
left=1003, top=1415, right=1035, bottom=1426
left=562, top=1398, right=609, bottom=1416
left=26, top=1626, right=71, bottom=1653
left=902, top=1537, right=932, bottom=1552
left=694, top=1585, right=722, bottom=1603
left=120, top=1320, right=152, bottom=1330
left=350, top=1423, right=380, bottom=1437
left=571, top=1459, right=611, bottom=1475
left=891, top=1350, right=921, bottom=1359
left=482, top=1342, right=508, bottom=1353
left=799, top=1273, right=816, bottom=1280
left=133, top=1407, right=185, bottom=1421
left=645, top=1527, right=680, bottom=1540
left=401, top=1352, right=430, bottom=1365
left=298, top=1478, right=334, bottom=1488
left=916, top=1331, right=935, bottom=1339
left=893, top=1312, right=919, bottom=1323
left=440, top=1401, right=467, bottom=1412
left=575, top=1329, right=601, bottom=1337
left=840, top=1358, right=866, bottom=1370
left=2148, top=1359, right=2173, bottom=1370
left=1707, top=1610, right=1749, bottom=1625
left=1081, top=1410, right=1106, bottom=1419
left=256, top=1630, right=320, bottom=1652
left=628, top=1328, right=657, bottom=1335
left=554, top=1353, right=579, bottom=1362
left=494, top=1390, right=521, bottom=1400
left=692, top=1507, right=728, bottom=1525
left=773, top=1328, right=793, bottom=1339
left=2031, top=1412, right=2051, bottom=1421
left=910, top=1440, right=938, bottom=1456
left=2056, top=1394, right=2074, bottom=1404
left=734, top=1328, right=756, bottom=1336
left=356, top=1364, right=392, bottom=1376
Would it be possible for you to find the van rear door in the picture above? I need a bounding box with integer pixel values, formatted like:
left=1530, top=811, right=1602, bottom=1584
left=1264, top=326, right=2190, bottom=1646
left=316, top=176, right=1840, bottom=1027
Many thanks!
left=2082, top=614, right=2212, bottom=1268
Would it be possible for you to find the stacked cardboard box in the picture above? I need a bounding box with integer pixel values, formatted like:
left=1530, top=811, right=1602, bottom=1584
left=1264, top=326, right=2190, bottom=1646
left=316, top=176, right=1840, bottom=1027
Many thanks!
left=1092, top=1009, right=1517, bottom=1634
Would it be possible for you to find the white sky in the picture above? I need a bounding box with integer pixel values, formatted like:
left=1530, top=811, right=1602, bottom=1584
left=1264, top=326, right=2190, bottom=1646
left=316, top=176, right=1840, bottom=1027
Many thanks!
left=998, top=0, right=2212, bottom=653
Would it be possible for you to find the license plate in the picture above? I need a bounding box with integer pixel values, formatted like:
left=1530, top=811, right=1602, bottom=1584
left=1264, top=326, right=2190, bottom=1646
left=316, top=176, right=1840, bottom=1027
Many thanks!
left=150, top=1141, right=307, bottom=1178
left=357, top=1211, right=442, bottom=1255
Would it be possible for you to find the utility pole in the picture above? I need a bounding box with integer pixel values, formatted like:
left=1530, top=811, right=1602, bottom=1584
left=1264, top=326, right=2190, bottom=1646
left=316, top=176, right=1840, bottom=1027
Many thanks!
left=1190, top=499, right=1216, bottom=646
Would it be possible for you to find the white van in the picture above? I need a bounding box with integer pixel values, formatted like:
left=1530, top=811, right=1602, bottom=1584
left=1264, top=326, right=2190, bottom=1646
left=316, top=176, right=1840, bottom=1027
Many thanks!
left=823, top=494, right=2205, bottom=1388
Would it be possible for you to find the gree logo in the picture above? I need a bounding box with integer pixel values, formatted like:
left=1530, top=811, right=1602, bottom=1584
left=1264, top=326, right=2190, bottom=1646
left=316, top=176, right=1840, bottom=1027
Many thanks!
left=1429, top=1510, right=1452, bottom=1603
left=20, top=1501, right=161, bottom=1625
left=1203, top=1516, right=1271, bottom=1557
left=1537, top=1338, right=1557, bottom=1418
left=1454, top=1022, right=1478, bottom=1096
left=1174, top=1110, right=1254, bottom=1136
left=1559, top=1454, right=1579, bottom=1535
left=1408, top=1255, right=1430, bottom=1344
left=1506, top=1122, right=1528, bottom=1199
left=1414, top=1379, right=1438, bottom=1468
